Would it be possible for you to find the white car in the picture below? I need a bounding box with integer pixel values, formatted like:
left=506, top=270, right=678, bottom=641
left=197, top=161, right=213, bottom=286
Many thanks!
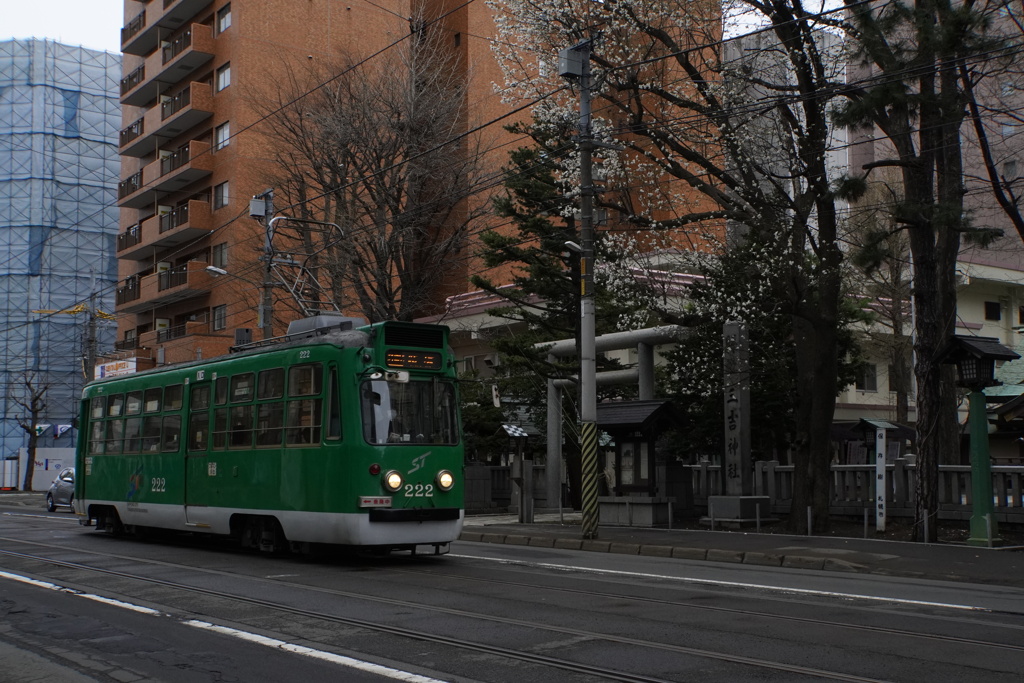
left=46, top=467, right=75, bottom=512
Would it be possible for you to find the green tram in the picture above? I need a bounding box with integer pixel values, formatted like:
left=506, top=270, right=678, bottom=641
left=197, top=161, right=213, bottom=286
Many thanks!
left=74, top=317, right=464, bottom=554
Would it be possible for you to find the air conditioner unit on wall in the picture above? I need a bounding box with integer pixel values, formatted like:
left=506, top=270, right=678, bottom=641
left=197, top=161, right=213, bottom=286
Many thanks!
left=155, top=318, right=170, bottom=330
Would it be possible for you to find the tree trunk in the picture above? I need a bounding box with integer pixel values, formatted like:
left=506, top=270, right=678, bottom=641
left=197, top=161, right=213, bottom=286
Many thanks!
left=790, top=316, right=840, bottom=533
left=21, top=432, right=37, bottom=492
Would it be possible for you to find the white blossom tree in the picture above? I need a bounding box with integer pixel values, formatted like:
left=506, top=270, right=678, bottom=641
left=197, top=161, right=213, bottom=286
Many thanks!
left=488, top=0, right=852, bottom=531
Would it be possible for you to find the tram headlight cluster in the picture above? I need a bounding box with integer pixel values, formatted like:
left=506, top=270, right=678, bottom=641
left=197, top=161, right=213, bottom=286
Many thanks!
left=382, top=470, right=403, bottom=492
left=436, top=470, right=454, bottom=491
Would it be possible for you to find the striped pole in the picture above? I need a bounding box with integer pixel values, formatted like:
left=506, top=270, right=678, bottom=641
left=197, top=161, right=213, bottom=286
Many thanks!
left=580, top=420, right=599, bottom=538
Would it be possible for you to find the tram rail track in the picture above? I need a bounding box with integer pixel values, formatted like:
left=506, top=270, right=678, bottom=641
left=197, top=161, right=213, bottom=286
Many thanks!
left=0, top=539, right=892, bottom=683
left=390, top=561, right=1024, bottom=653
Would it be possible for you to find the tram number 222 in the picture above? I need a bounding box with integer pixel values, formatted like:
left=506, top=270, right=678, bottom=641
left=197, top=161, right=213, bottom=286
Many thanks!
left=405, top=483, right=434, bottom=497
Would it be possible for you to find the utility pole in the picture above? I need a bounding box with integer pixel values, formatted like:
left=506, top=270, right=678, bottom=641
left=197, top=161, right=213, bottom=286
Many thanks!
left=84, top=291, right=97, bottom=381
left=559, top=40, right=599, bottom=539
left=250, top=189, right=275, bottom=340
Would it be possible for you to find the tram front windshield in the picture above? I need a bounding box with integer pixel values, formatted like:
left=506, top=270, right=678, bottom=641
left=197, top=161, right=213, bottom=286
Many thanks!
left=361, top=379, right=458, bottom=445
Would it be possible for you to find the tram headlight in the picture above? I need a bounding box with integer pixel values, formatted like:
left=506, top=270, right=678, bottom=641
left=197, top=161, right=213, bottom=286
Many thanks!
left=383, top=470, right=403, bottom=492
left=436, top=470, right=455, bottom=491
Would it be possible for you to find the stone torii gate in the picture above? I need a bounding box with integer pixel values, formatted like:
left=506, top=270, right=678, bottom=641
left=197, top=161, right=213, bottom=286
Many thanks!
left=537, top=326, right=687, bottom=509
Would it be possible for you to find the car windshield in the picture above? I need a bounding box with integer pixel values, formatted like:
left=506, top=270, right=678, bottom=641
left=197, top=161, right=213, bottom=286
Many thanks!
left=360, top=378, right=458, bottom=445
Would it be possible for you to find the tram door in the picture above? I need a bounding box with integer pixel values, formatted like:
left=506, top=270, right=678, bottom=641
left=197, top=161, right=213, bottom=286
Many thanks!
left=184, top=380, right=212, bottom=526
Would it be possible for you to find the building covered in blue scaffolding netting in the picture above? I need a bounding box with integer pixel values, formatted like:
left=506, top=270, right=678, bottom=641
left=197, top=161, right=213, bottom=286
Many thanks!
left=0, top=39, right=120, bottom=482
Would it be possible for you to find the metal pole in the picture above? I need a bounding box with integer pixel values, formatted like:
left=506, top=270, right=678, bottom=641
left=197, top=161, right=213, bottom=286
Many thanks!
left=85, top=291, right=97, bottom=381
left=547, top=356, right=563, bottom=511
left=577, top=44, right=599, bottom=540
left=261, top=213, right=275, bottom=340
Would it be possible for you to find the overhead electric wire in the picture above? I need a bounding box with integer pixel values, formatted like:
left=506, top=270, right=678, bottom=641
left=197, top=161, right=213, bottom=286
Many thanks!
left=14, top=0, right=1024, bottom=341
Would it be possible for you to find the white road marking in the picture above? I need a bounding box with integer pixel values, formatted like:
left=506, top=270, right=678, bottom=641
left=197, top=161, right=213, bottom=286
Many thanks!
left=187, top=620, right=448, bottom=682
left=0, top=570, right=448, bottom=682
left=449, top=553, right=993, bottom=612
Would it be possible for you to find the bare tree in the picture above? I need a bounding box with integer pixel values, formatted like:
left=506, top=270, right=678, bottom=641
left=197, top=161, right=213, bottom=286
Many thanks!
left=255, top=13, right=492, bottom=322
left=8, top=372, right=49, bottom=492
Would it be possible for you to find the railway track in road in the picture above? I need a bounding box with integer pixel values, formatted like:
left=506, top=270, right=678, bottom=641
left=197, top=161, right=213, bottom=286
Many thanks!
left=0, top=537, right=893, bottom=683
left=393, top=562, right=1024, bottom=654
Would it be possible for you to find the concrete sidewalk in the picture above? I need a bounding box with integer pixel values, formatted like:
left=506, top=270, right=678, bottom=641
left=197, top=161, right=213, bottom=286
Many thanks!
left=462, top=512, right=1024, bottom=589
left=4, top=492, right=1022, bottom=588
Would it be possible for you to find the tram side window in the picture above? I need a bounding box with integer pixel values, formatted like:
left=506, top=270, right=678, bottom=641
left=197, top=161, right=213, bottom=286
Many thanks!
left=126, top=391, right=143, bottom=415
left=105, top=420, right=124, bottom=454
left=192, top=384, right=211, bottom=410
left=229, top=405, right=253, bottom=447
left=256, top=402, right=284, bottom=446
left=286, top=399, right=322, bottom=445
left=144, top=387, right=162, bottom=413
left=124, top=417, right=142, bottom=452
left=258, top=368, right=284, bottom=399
left=108, top=394, right=125, bottom=417
left=326, top=368, right=341, bottom=440
left=215, top=376, right=229, bottom=405
left=165, top=384, right=183, bottom=411
left=91, top=396, right=106, bottom=420
left=188, top=412, right=209, bottom=451
left=289, top=364, right=322, bottom=396
left=212, top=408, right=228, bottom=449
left=162, top=416, right=181, bottom=452
left=89, top=420, right=104, bottom=454
left=141, top=415, right=162, bottom=451
left=231, top=373, right=254, bottom=402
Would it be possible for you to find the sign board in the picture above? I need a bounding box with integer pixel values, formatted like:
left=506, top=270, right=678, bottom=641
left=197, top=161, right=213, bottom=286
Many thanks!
left=875, top=428, right=887, bottom=532
left=723, top=322, right=751, bottom=496
left=96, top=358, right=137, bottom=378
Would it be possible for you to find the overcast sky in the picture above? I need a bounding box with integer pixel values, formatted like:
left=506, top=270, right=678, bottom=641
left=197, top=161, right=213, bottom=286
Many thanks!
left=5, top=1, right=124, bottom=54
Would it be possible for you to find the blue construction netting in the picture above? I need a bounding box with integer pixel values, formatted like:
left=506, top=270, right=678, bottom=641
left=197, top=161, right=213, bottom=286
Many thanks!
left=0, top=39, right=120, bottom=459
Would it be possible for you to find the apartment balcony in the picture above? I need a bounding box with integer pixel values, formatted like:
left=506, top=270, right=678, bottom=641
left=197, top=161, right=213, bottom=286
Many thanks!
left=120, top=23, right=214, bottom=108
left=121, top=0, right=214, bottom=57
left=113, top=336, right=144, bottom=352
left=117, top=170, right=158, bottom=210
left=118, top=199, right=213, bottom=261
left=139, top=320, right=235, bottom=365
left=152, top=140, right=214, bottom=193
left=140, top=320, right=217, bottom=347
left=118, top=81, right=213, bottom=158
left=115, top=261, right=219, bottom=315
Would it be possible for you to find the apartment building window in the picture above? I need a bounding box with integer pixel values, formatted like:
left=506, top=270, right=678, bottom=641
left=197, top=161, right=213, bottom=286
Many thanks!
left=211, top=242, right=228, bottom=268
left=985, top=301, right=1002, bottom=321
left=212, top=305, right=227, bottom=331
left=214, top=121, right=230, bottom=150
left=855, top=364, right=878, bottom=392
left=216, top=63, right=231, bottom=91
left=213, top=181, right=229, bottom=209
left=217, top=4, right=232, bottom=34
left=1003, top=160, right=1018, bottom=180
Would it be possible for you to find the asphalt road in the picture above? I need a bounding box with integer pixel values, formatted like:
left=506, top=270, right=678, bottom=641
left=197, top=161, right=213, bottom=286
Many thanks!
left=2, top=507, right=1023, bottom=682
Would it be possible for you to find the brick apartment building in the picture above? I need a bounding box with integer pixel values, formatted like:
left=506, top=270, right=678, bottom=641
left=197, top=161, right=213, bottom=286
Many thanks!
left=109, top=0, right=719, bottom=371
left=110, top=0, right=493, bottom=369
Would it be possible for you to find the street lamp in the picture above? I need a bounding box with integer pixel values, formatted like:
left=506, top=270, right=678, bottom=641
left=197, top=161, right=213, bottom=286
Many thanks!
left=940, top=335, right=1020, bottom=546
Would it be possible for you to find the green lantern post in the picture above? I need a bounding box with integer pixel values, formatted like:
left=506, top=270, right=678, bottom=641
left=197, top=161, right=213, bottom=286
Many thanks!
left=941, top=336, right=1019, bottom=547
